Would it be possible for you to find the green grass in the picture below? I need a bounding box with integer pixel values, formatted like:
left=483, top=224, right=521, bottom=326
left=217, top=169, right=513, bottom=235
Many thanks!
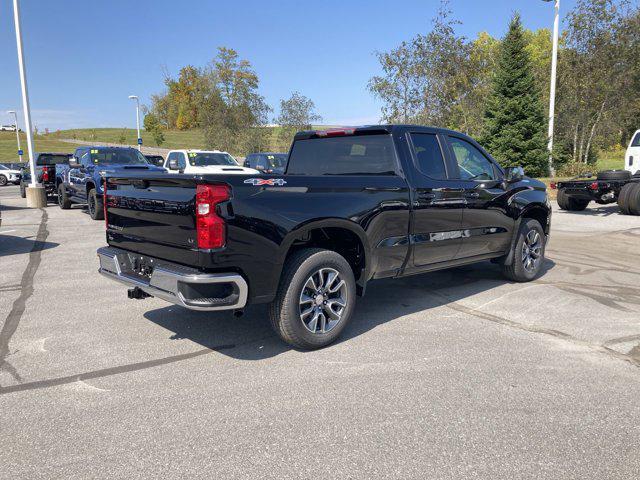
left=0, top=131, right=82, bottom=163
left=57, top=128, right=208, bottom=151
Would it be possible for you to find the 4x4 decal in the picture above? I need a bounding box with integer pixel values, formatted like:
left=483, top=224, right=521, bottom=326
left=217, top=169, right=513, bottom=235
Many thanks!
left=244, top=178, right=287, bottom=186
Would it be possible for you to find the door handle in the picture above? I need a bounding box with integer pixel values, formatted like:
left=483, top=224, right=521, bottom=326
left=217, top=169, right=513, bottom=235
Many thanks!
left=465, top=192, right=480, bottom=199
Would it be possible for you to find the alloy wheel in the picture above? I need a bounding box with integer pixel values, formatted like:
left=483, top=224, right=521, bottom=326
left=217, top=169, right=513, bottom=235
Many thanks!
left=522, top=229, right=542, bottom=273
left=299, top=268, right=348, bottom=334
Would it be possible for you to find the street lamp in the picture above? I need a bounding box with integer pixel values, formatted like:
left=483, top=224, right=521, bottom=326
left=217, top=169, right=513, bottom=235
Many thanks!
left=6, top=110, right=23, bottom=164
left=129, top=95, right=142, bottom=151
left=543, top=0, right=560, bottom=177
left=12, top=0, right=45, bottom=207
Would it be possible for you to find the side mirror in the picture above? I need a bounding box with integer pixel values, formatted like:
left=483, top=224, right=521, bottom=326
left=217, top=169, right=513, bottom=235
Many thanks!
left=68, top=157, right=80, bottom=168
left=168, top=159, right=180, bottom=171
left=504, top=166, right=525, bottom=183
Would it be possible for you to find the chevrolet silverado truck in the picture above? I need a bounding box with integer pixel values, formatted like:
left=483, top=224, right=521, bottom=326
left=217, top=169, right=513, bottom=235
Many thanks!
left=57, top=146, right=165, bottom=219
left=97, top=125, right=551, bottom=349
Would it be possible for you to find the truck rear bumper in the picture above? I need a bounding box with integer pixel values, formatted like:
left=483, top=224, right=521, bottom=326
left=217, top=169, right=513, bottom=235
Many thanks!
left=97, top=246, right=248, bottom=311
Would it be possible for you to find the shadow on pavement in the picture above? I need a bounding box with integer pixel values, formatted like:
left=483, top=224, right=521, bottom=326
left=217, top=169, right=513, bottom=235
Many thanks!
left=0, top=234, right=59, bottom=257
left=143, top=259, right=556, bottom=361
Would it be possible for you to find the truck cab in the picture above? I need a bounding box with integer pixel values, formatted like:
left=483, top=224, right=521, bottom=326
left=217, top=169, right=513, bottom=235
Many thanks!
left=625, top=129, right=640, bottom=175
left=164, top=149, right=258, bottom=175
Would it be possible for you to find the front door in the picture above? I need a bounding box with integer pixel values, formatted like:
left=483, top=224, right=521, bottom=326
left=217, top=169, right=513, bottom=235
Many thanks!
left=407, top=132, right=466, bottom=269
left=445, top=135, right=515, bottom=259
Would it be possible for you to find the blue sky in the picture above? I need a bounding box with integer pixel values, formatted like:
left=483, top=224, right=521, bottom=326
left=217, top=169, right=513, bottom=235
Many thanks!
left=0, top=0, right=579, bottom=130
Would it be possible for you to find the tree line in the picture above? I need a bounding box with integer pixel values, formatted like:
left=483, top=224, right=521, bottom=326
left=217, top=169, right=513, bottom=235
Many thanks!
left=146, top=0, right=639, bottom=176
left=144, top=47, right=322, bottom=154
left=369, top=0, right=640, bottom=176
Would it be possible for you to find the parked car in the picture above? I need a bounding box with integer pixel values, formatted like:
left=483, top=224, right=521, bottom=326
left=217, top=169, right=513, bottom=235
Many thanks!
left=163, top=150, right=258, bottom=175
left=0, top=164, right=21, bottom=186
left=19, top=153, right=72, bottom=199
left=57, top=146, right=166, bottom=220
left=244, top=152, right=288, bottom=174
left=552, top=168, right=640, bottom=215
left=0, top=162, right=25, bottom=170
left=97, top=125, right=551, bottom=350
left=144, top=155, right=165, bottom=167
left=625, top=129, right=640, bottom=175
left=0, top=125, right=17, bottom=132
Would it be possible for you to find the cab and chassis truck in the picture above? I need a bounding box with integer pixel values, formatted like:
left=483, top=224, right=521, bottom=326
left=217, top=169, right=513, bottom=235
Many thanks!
left=97, top=125, right=552, bottom=349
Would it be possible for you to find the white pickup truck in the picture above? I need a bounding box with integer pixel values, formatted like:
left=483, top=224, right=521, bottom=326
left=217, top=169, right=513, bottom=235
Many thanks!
left=625, top=129, right=640, bottom=175
left=164, top=150, right=258, bottom=175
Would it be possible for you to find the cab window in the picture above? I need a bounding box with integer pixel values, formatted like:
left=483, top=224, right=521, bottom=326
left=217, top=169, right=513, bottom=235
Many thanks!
left=448, top=137, right=495, bottom=181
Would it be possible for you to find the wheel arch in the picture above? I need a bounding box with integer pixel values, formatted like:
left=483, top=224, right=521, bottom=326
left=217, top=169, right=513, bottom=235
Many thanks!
left=279, top=219, right=371, bottom=295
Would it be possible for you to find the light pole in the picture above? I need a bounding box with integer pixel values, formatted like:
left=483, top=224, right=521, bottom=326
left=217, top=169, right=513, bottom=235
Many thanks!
left=12, top=0, right=45, bottom=207
left=7, top=110, right=23, bottom=164
left=544, top=0, right=560, bottom=177
left=129, top=95, right=142, bottom=151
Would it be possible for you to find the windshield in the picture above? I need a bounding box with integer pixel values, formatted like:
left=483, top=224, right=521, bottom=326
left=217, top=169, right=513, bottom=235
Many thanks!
left=37, top=154, right=71, bottom=166
left=90, top=148, right=149, bottom=165
left=265, top=154, right=287, bottom=168
left=188, top=152, right=238, bottom=167
left=0, top=165, right=8, bottom=170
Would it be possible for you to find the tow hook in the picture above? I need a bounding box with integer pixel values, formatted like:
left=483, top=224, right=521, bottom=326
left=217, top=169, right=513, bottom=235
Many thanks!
left=128, top=287, right=151, bottom=300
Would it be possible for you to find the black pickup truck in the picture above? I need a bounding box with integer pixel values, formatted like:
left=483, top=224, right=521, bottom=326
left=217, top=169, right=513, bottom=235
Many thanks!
left=97, top=125, right=551, bottom=349
left=552, top=170, right=640, bottom=215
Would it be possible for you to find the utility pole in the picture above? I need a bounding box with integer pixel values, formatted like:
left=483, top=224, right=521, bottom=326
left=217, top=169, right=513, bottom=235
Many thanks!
left=545, top=0, right=560, bottom=177
left=12, top=0, right=46, bottom=207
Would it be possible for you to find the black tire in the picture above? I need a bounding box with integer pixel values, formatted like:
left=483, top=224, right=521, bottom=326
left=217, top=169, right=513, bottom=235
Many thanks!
left=19, top=181, right=26, bottom=198
left=617, top=183, right=635, bottom=215
left=627, top=183, right=640, bottom=216
left=502, top=219, right=546, bottom=282
left=0, top=175, right=7, bottom=186
left=269, top=248, right=356, bottom=350
left=57, top=183, right=71, bottom=209
left=87, top=188, right=104, bottom=220
left=557, top=189, right=589, bottom=211
left=597, top=169, right=631, bottom=181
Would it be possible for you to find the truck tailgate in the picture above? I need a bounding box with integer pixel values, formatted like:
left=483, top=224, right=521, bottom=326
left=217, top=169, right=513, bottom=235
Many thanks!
left=105, top=174, right=205, bottom=267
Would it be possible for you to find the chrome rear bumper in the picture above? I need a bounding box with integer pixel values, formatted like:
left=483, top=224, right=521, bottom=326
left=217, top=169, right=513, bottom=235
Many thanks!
left=97, top=246, right=248, bottom=311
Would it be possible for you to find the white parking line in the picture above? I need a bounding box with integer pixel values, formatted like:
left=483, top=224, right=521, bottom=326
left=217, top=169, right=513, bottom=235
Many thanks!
left=0, top=229, right=17, bottom=234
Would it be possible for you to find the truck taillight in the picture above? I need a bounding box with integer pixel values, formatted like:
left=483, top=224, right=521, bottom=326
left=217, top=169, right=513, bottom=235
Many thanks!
left=103, top=178, right=108, bottom=229
left=42, top=167, right=50, bottom=182
left=550, top=182, right=557, bottom=189
left=589, top=182, right=599, bottom=191
left=196, top=184, right=230, bottom=249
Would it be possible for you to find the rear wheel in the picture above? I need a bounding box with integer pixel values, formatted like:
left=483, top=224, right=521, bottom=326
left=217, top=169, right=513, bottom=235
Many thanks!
left=0, top=175, right=7, bottom=186
left=269, top=248, right=356, bottom=350
left=618, top=183, right=635, bottom=215
left=58, top=183, right=71, bottom=209
left=627, top=183, right=640, bottom=216
left=87, top=188, right=104, bottom=220
left=502, top=219, right=546, bottom=282
left=557, top=189, right=589, bottom=211
left=19, top=181, right=26, bottom=198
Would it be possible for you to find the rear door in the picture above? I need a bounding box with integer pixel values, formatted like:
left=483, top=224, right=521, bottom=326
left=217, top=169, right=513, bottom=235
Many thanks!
left=445, top=135, right=514, bottom=259
left=406, top=131, right=466, bottom=269
left=626, top=130, right=640, bottom=174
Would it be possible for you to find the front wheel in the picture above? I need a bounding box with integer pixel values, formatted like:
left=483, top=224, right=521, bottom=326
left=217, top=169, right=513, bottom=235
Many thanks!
left=269, top=248, right=356, bottom=350
left=87, top=188, right=104, bottom=220
left=58, top=183, right=71, bottom=209
left=0, top=175, right=7, bottom=186
left=502, top=219, right=546, bottom=282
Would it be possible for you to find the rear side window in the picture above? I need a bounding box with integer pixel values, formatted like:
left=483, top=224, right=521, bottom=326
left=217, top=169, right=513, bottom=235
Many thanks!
left=410, top=133, right=447, bottom=179
left=37, top=154, right=71, bottom=166
left=287, top=135, right=397, bottom=176
left=631, top=133, right=640, bottom=147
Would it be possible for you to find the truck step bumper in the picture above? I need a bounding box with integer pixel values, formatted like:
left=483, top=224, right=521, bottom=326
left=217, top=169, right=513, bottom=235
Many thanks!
left=97, top=246, right=248, bottom=311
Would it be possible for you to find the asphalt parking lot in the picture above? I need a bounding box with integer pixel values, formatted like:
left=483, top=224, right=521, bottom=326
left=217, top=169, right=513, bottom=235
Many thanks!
left=1, top=184, right=640, bottom=479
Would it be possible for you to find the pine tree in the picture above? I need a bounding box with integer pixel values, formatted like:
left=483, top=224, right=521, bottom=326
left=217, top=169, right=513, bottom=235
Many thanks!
left=482, top=14, right=549, bottom=177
